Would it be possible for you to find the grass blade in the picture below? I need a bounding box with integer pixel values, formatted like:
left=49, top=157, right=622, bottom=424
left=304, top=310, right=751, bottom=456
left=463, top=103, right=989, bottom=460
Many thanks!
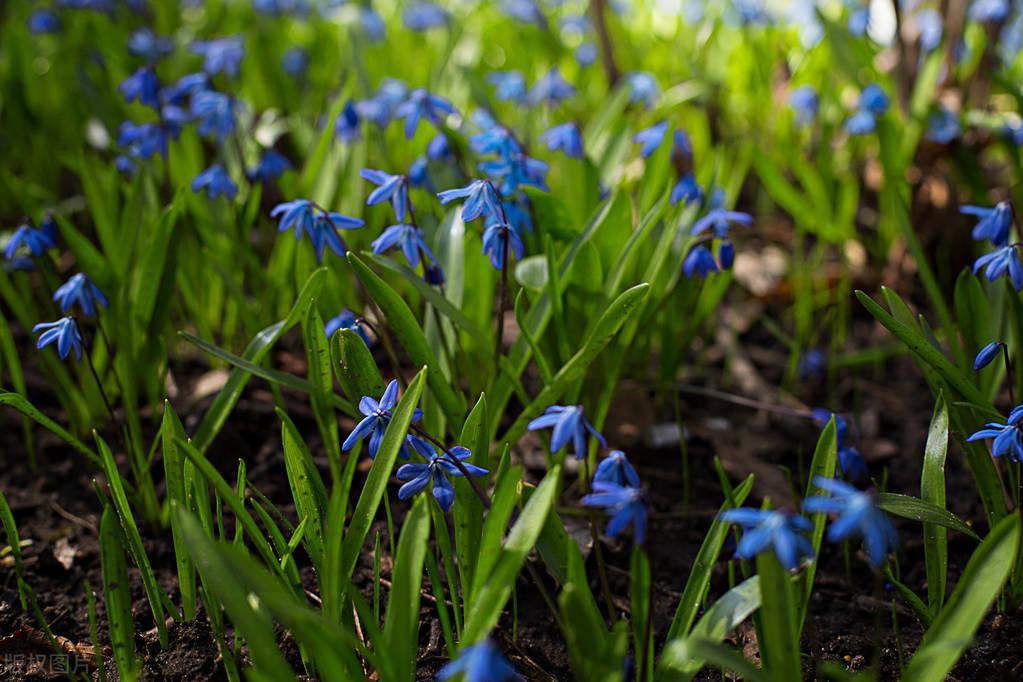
left=99, top=506, right=139, bottom=682
left=922, top=392, right=949, bottom=616
left=383, top=495, right=432, bottom=682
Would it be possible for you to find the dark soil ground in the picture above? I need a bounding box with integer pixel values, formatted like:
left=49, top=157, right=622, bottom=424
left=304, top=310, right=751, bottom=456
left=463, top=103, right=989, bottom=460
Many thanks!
left=1, top=307, right=1022, bottom=681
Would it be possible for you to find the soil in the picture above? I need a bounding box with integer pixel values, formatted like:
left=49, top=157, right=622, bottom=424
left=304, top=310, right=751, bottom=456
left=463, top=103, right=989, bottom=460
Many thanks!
left=1, top=309, right=1022, bottom=682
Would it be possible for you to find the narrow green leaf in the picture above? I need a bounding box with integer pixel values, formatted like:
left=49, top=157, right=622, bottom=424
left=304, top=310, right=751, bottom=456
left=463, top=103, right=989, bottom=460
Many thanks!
left=99, top=506, right=139, bottom=682
left=922, top=393, right=949, bottom=615
left=756, top=551, right=801, bottom=682
left=876, top=493, right=980, bottom=541
left=0, top=392, right=100, bottom=466
left=302, top=305, right=341, bottom=484
left=472, top=450, right=520, bottom=596
left=161, top=402, right=196, bottom=620
left=279, top=409, right=327, bottom=572
left=454, top=394, right=488, bottom=599
left=383, top=496, right=431, bottom=682
left=800, top=418, right=838, bottom=629
left=332, top=327, right=386, bottom=405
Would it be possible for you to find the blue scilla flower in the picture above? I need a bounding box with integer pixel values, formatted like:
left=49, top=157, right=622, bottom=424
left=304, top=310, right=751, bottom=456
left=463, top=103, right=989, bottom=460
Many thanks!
left=118, top=122, right=170, bottom=159
left=576, top=42, right=598, bottom=66
left=53, top=274, right=108, bottom=317
left=633, top=121, right=668, bottom=158
left=804, top=477, right=898, bottom=567
left=160, top=73, right=208, bottom=106
left=528, top=68, right=575, bottom=106
left=838, top=446, right=869, bottom=483
left=253, top=0, right=309, bottom=14
left=116, top=155, right=136, bottom=175
left=479, top=153, right=548, bottom=195
left=282, top=47, right=308, bottom=78
left=325, top=309, right=372, bottom=346
left=190, top=36, right=244, bottom=78
left=859, top=83, right=889, bottom=115
left=719, top=508, right=814, bottom=570
left=845, top=110, right=877, bottom=135
left=594, top=450, right=640, bottom=488
left=962, top=202, right=1012, bottom=246
left=527, top=405, right=607, bottom=458
left=968, top=404, right=1023, bottom=462
left=128, top=28, right=174, bottom=62
left=427, top=134, right=451, bottom=161
left=683, top=244, right=719, bottom=278
left=488, top=71, right=527, bottom=103
left=789, top=85, right=818, bottom=126
left=119, top=67, right=161, bottom=109
left=408, top=157, right=431, bottom=189
left=503, top=198, right=533, bottom=234
left=361, top=169, right=409, bottom=222
left=482, top=222, right=524, bottom=270
left=582, top=481, right=648, bottom=544
left=974, top=245, right=1023, bottom=290
left=692, top=208, right=752, bottom=238
left=190, top=90, right=236, bottom=140
left=395, top=88, right=456, bottom=139
left=974, top=341, right=1005, bottom=370
left=471, top=125, right=520, bottom=157
left=927, top=107, right=960, bottom=143
left=540, top=123, right=584, bottom=158
left=812, top=408, right=850, bottom=443
left=671, top=174, right=705, bottom=207
left=371, top=224, right=437, bottom=269
left=970, top=0, right=1009, bottom=22
left=5, top=222, right=56, bottom=260
left=719, top=241, right=735, bottom=269
left=848, top=6, right=870, bottom=36
left=397, top=439, right=488, bottom=512
left=799, top=349, right=827, bottom=379
left=437, top=180, right=501, bottom=222
left=271, top=200, right=364, bottom=262
left=33, top=317, right=83, bottom=361
left=342, top=380, right=423, bottom=459
left=192, top=165, right=237, bottom=200
left=918, top=9, right=943, bottom=52
left=28, top=9, right=61, bottom=34
left=436, top=639, right=518, bottom=682
left=626, top=71, right=659, bottom=108
left=248, top=149, right=291, bottom=183
left=403, top=2, right=449, bottom=31
left=335, top=100, right=361, bottom=142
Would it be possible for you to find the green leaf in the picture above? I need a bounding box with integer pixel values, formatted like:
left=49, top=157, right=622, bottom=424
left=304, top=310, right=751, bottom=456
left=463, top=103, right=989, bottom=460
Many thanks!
left=560, top=583, right=629, bottom=682
left=302, top=305, right=341, bottom=484
left=876, top=493, right=980, bottom=541
left=922, top=393, right=950, bottom=615
left=161, top=403, right=196, bottom=620
left=801, top=418, right=838, bottom=629
left=755, top=552, right=801, bottom=682
left=472, top=450, right=520, bottom=598
left=279, top=409, right=327, bottom=573
left=0, top=392, right=100, bottom=467
left=383, top=496, right=431, bottom=682
left=903, top=514, right=1020, bottom=681
left=453, top=394, right=488, bottom=599
left=631, top=548, right=654, bottom=682
left=99, top=506, right=139, bottom=682
left=332, top=327, right=387, bottom=404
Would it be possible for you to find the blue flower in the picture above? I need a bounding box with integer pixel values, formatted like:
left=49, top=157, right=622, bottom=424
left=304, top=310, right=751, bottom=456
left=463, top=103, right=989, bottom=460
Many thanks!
left=192, top=165, right=237, bottom=200
left=968, top=404, right=1023, bottom=462
left=501, top=0, right=547, bottom=27
left=371, top=224, right=437, bottom=269
left=582, top=481, right=648, bottom=544
left=427, top=134, right=451, bottom=161
left=437, top=180, right=501, bottom=222
left=845, top=110, right=877, bottom=135
left=975, top=341, right=1005, bottom=370
left=358, top=6, right=386, bottom=40
left=28, top=9, right=61, bottom=34
left=692, top=208, right=753, bottom=238
left=248, top=149, right=291, bottom=183
left=671, top=174, right=705, bottom=206
left=918, top=9, right=943, bottom=52
left=119, top=67, right=162, bottom=109
left=803, top=477, right=898, bottom=567
left=527, top=405, right=607, bottom=458
left=798, top=349, right=827, bottom=379
left=342, top=380, right=422, bottom=459
left=397, top=439, right=488, bottom=512
left=481, top=222, right=524, bottom=270
left=436, top=639, right=518, bottom=682
left=848, top=7, right=870, bottom=36
left=408, top=156, right=431, bottom=189
left=859, top=84, right=889, bottom=115
left=128, top=28, right=174, bottom=61
left=270, top=199, right=364, bottom=262
left=974, top=245, right=1023, bottom=290
left=633, top=121, right=668, bottom=158
left=160, top=73, right=208, bottom=106
left=282, top=47, right=308, bottom=78
left=53, top=274, right=108, bottom=317
left=471, top=125, right=520, bottom=157
left=789, top=86, right=818, bottom=126
left=594, top=450, right=640, bottom=487
left=403, top=2, right=449, bottom=31
left=528, top=68, right=575, bottom=106
left=576, top=42, right=598, bottom=66
left=395, top=88, right=456, bottom=139
left=33, top=317, right=83, bottom=361
left=719, top=241, right=735, bottom=269
left=539, top=123, right=584, bottom=158
left=115, top=155, right=137, bottom=175
left=335, top=100, right=361, bottom=142
left=488, top=71, right=527, bottom=102
left=683, top=245, right=719, bottom=278
left=5, top=222, right=56, bottom=259
left=190, top=90, right=237, bottom=140
left=927, top=107, right=960, bottom=143
left=719, top=508, right=814, bottom=570
left=190, top=36, right=245, bottom=78
left=962, top=202, right=1012, bottom=246
left=361, top=169, right=409, bottom=222
left=324, top=309, right=372, bottom=346
left=478, top=154, right=548, bottom=195
left=118, top=121, right=170, bottom=159
left=626, top=71, right=659, bottom=108
left=838, top=446, right=869, bottom=483
left=969, top=0, right=1009, bottom=22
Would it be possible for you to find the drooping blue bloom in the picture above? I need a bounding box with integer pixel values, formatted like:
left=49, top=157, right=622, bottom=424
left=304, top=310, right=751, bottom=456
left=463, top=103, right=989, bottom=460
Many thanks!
left=838, top=446, right=869, bottom=483
left=437, top=180, right=501, bottom=222
left=789, top=85, right=818, bottom=126
left=342, top=380, right=422, bottom=459
left=848, top=6, right=870, bottom=36
left=528, top=68, right=575, bottom=106
left=576, top=42, right=598, bottom=66
left=192, top=165, right=238, bottom=200
left=487, top=71, right=527, bottom=102
left=798, top=349, right=827, bottom=379
left=969, top=0, right=1009, bottom=22
left=324, top=309, right=372, bottom=346
left=683, top=245, right=719, bottom=278
left=5, top=222, right=56, bottom=260
left=248, top=149, right=291, bottom=183
left=927, top=107, right=960, bottom=143
left=527, top=405, right=607, bottom=458
left=427, top=134, right=451, bottom=161
left=397, top=440, right=488, bottom=512
left=190, top=90, right=237, bottom=140
left=436, top=639, right=518, bottom=682
left=962, top=202, right=1012, bottom=246
left=190, top=36, right=245, bottom=78
left=282, top=47, right=309, bottom=78
left=128, top=28, right=174, bottom=61
left=594, top=450, right=640, bottom=487
left=253, top=0, right=309, bottom=14
left=115, top=155, right=137, bottom=175
left=160, top=73, right=208, bottom=106
left=335, top=99, right=361, bottom=141
left=478, top=153, right=548, bottom=195
left=395, top=88, right=456, bottom=139
left=811, top=409, right=850, bottom=446
left=804, top=477, right=898, bottom=567
left=846, top=110, right=877, bottom=135
left=968, top=404, right=1023, bottom=462
left=917, top=8, right=943, bottom=52
left=28, top=9, right=61, bottom=34
left=582, top=481, right=648, bottom=544
left=481, top=222, right=524, bottom=270
left=271, top=199, right=364, bottom=262
left=471, top=125, right=520, bottom=157
left=626, top=71, right=659, bottom=108
left=974, top=245, right=1023, bottom=290
left=403, top=2, right=449, bottom=31
left=408, top=156, right=431, bottom=189
left=539, top=122, right=583, bottom=158
left=358, top=6, right=386, bottom=41
left=361, top=169, right=409, bottom=222
left=501, top=0, right=547, bottom=27
left=372, top=224, right=437, bottom=269
left=633, top=121, right=668, bottom=158
left=118, top=121, right=170, bottom=159
left=33, top=317, right=83, bottom=361
left=859, top=84, right=889, bottom=115
left=691, top=208, right=753, bottom=238
left=719, top=241, right=735, bottom=270
left=719, top=508, right=815, bottom=570
left=119, top=67, right=161, bottom=109
left=502, top=198, right=533, bottom=234
left=975, top=341, right=1005, bottom=370
left=671, top=174, right=704, bottom=207
left=53, top=274, right=108, bottom=317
